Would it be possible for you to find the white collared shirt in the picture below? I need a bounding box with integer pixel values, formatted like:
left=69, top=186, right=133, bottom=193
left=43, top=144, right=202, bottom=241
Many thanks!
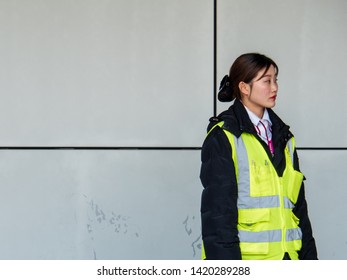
left=243, top=105, right=273, bottom=145
left=243, top=105, right=272, bottom=128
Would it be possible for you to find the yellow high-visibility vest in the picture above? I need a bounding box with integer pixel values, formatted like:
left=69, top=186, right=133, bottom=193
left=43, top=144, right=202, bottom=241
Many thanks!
left=202, top=122, right=303, bottom=260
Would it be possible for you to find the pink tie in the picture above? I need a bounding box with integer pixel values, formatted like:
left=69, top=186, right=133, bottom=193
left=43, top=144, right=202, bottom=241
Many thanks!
left=255, top=120, right=274, bottom=155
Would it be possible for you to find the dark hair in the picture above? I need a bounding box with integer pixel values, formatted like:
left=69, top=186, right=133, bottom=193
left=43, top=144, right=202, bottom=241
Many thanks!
left=218, top=53, right=278, bottom=102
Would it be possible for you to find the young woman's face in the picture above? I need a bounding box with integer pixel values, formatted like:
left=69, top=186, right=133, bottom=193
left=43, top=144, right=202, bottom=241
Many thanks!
left=243, top=65, right=278, bottom=118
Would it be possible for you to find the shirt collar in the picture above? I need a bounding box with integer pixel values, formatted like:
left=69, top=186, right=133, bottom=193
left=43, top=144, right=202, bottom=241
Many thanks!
left=243, top=105, right=272, bottom=127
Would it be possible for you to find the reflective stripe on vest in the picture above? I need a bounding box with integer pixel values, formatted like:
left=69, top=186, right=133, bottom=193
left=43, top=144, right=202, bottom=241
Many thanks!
left=233, top=134, right=280, bottom=209
left=230, top=134, right=297, bottom=211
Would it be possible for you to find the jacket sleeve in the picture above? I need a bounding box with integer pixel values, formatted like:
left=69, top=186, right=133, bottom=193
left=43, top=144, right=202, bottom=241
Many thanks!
left=200, top=126, right=241, bottom=260
left=292, top=149, right=318, bottom=260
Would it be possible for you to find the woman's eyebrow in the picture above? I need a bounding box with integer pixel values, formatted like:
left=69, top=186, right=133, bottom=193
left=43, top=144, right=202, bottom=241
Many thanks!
left=257, top=74, right=271, bottom=80
left=261, top=74, right=277, bottom=79
left=256, top=72, right=277, bottom=81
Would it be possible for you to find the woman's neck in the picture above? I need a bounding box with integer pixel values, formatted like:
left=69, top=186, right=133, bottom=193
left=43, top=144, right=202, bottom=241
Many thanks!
left=240, top=100, right=265, bottom=119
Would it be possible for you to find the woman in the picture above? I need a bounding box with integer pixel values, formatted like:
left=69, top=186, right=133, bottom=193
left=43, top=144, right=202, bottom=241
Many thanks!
left=200, top=53, right=318, bottom=260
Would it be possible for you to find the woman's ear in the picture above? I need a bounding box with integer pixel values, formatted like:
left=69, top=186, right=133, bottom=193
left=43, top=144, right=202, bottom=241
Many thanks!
left=238, top=81, right=250, bottom=97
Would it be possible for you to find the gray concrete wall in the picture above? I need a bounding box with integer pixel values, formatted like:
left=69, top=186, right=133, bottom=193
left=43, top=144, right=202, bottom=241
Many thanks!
left=0, top=0, right=345, bottom=259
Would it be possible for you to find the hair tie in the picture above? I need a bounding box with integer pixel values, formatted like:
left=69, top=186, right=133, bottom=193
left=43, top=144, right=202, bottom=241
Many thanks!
left=217, top=75, right=234, bottom=102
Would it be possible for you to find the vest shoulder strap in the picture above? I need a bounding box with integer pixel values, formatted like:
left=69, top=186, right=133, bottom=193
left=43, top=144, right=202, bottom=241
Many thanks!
left=206, top=121, right=238, bottom=179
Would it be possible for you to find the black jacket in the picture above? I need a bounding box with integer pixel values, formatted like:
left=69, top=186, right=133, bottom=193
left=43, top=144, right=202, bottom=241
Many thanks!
left=200, top=99, right=318, bottom=260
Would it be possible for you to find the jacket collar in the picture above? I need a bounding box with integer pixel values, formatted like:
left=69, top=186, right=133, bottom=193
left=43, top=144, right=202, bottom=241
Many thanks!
left=213, top=99, right=257, bottom=137
left=207, top=99, right=294, bottom=171
left=208, top=99, right=293, bottom=146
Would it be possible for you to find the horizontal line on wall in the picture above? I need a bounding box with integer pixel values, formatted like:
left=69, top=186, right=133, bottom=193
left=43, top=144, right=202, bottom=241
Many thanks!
left=0, top=146, right=202, bottom=150
left=0, top=146, right=346, bottom=151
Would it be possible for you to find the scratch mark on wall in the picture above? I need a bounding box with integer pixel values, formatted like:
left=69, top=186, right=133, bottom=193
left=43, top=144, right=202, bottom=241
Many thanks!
left=183, top=215, right=193, bottom=235
left=191, top=234, right=202, bottom=257
left=87, top=224, right=93, bottom=234
left=82, top=196, right=142, bottom=259
left=183, top=215, right=202, bottom=257
left=86, top=197, right=140, bottom=238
